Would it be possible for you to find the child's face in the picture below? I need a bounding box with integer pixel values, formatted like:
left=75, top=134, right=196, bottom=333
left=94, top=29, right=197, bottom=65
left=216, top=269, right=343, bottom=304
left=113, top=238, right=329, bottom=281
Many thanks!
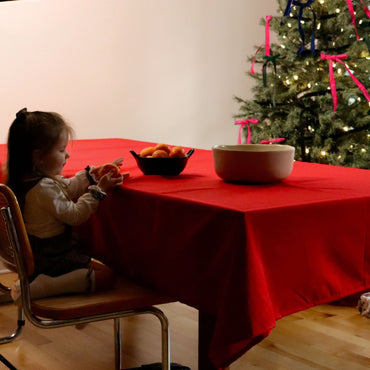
left=37, top=129, right=70, bottom=176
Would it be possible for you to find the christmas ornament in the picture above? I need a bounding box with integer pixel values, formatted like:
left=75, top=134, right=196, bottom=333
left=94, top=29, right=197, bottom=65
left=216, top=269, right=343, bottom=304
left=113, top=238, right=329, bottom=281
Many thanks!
left=234, top=119, right=259, bottom=144
left=320, top=53, right=370, bottom=111
left=346, top=0, right=370, bottom=40
left=284, top=0, right=317, bottom=55
left=346, top=0, right=360, bottom=40
left=261, top=138, right=286, bottom=144
left=251, top=15, right=273, bottom=78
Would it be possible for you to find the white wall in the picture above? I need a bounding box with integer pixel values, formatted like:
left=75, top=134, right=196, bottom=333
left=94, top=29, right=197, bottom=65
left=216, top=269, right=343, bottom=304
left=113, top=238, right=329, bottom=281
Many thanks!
left=0, top=0, right=277, bottom=149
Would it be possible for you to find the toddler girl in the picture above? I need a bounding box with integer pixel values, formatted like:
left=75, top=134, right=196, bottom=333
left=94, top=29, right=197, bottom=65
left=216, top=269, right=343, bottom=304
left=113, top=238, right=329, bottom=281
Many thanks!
left=6, top=108, right=124, bottom=301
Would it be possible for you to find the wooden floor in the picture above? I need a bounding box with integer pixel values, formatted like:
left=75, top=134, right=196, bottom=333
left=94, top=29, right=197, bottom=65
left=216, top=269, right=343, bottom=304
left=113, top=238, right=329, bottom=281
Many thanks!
left=0, top=299, right=369, bottom=369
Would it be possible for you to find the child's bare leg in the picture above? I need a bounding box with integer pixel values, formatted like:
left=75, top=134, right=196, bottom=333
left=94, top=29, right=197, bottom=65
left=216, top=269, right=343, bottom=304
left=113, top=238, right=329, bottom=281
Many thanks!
left=89, top=259, right=114, bottom=292
left=11, top=260, right=114, bottom=303
left=31, top=269, right=91, bottom=299
left=11, top=268, right=91, bottom=303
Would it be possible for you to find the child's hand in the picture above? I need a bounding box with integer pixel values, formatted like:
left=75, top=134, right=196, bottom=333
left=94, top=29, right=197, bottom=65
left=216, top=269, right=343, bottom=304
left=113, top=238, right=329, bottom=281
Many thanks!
left=90, top=158, right=124, bottom=182
left=97, top=171, right=124, bottom=192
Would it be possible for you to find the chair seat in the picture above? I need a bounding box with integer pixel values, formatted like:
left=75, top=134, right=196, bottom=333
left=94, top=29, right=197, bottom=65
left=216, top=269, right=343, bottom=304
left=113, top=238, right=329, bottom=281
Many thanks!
left=31, top=276, right=175, bottom=320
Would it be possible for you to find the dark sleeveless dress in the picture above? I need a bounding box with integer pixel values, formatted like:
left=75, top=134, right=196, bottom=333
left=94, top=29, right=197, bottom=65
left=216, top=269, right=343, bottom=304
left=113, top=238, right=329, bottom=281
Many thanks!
left=29, top=226, right=91, bottom=279
left=19, top=176, right=91, bottom=280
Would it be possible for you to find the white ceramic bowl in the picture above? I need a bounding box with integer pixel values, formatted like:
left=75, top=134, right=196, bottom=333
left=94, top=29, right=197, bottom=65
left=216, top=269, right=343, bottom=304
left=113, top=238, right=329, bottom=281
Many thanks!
left=212, top=144, right=295, bottom=184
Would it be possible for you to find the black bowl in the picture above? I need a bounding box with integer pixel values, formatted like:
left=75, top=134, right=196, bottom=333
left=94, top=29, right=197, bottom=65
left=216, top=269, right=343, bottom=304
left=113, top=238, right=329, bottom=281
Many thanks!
left=130, top=149, right=195, bottom=175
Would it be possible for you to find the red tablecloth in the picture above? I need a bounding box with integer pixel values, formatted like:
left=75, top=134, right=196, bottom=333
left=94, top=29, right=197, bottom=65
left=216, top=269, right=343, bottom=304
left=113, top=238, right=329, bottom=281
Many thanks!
left=1, top=138, right=369, bottom=367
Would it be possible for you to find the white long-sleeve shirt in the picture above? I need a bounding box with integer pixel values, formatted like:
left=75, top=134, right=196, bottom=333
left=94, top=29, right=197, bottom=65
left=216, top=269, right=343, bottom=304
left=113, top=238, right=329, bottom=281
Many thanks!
left=24, top=171, right=99, bottom=238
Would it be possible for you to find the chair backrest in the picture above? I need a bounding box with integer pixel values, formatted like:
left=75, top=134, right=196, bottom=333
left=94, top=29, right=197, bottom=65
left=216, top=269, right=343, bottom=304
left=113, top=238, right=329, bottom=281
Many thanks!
left=0, top=184, right=34, bottom=278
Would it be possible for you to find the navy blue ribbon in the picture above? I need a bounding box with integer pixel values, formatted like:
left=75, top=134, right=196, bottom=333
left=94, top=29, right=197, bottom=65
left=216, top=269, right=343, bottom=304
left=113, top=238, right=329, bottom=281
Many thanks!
left=284, top=0, right=317, bottom=55
left=283, top=0, right=294, bottom=17
left=263, top=54, right=280, bottom=107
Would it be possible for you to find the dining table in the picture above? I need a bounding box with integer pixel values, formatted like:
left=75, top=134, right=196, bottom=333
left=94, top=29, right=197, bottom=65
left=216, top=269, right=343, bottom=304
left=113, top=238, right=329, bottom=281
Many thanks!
left=0, top=138, right=369, bottom=369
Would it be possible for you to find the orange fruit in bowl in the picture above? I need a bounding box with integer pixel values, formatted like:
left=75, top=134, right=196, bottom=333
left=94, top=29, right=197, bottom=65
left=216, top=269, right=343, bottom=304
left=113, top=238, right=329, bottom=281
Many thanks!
left=152, top=150, right=169, bottom=158
left=169, top=146, right=186, bottom=157
left=140, top=147, right=156, bottom=157
left=154, top=143, right=171, bottom=154
left=138, top=144, right=186, bottom=158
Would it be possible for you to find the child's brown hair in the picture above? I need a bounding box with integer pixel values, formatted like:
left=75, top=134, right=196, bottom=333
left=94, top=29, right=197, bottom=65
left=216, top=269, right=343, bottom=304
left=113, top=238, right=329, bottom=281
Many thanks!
left=6, top=108, right=73, bottom=207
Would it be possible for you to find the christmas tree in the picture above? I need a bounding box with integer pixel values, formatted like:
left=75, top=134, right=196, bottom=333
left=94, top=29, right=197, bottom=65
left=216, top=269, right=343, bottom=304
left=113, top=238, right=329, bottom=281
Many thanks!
left=234, top=0, right=370, bottom=168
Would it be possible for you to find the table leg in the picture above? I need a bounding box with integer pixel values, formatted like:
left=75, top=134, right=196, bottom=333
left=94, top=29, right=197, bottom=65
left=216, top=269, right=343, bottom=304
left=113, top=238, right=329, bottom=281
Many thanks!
left=198, top=311, right=225, bottom=370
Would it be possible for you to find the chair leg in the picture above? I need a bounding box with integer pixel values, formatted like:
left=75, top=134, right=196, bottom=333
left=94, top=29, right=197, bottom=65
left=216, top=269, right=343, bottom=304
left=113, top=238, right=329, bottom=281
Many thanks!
left=0, top=306, right=24, bottom=345
left=151, top=309, right=170, bottom=370
left=114, top=308, right=170, bottom=370
left=0, top=354, right=17, bottom=370
left=0, top=307, right=23, bottom=370
left=161, top=314, right=170, bottom=370
left=114, top=318, right=122, bottom=370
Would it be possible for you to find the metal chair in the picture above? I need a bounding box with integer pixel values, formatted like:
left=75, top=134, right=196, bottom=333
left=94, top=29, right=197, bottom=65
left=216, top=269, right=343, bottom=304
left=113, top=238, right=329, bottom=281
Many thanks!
left=0, top=183, right=175, bottom=369
left=0, top=272, right=24, bottom=348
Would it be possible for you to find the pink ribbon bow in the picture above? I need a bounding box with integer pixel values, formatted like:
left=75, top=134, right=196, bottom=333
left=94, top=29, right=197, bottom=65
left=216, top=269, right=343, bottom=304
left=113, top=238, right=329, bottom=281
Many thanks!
left=234, top=119, right=259, bottom=144
left=362, top=0, right=370, bottom=17
left=346, top=0, right=360, bottom=40
left=251, top=15, right=272, bottom=75
left=261, top=138, right=286, bottom=144
left=320, top=53, right=370, bottom=112
left=251, top=44, right=263, bottom=75
left=346, top=0, right=370, bottom=40
left=265, top=15, right=272, bottom=57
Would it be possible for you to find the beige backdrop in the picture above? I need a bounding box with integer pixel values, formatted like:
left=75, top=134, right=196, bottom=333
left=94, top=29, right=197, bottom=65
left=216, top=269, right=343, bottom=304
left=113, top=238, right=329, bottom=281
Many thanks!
left=0, top=0, right=277, bottom=150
